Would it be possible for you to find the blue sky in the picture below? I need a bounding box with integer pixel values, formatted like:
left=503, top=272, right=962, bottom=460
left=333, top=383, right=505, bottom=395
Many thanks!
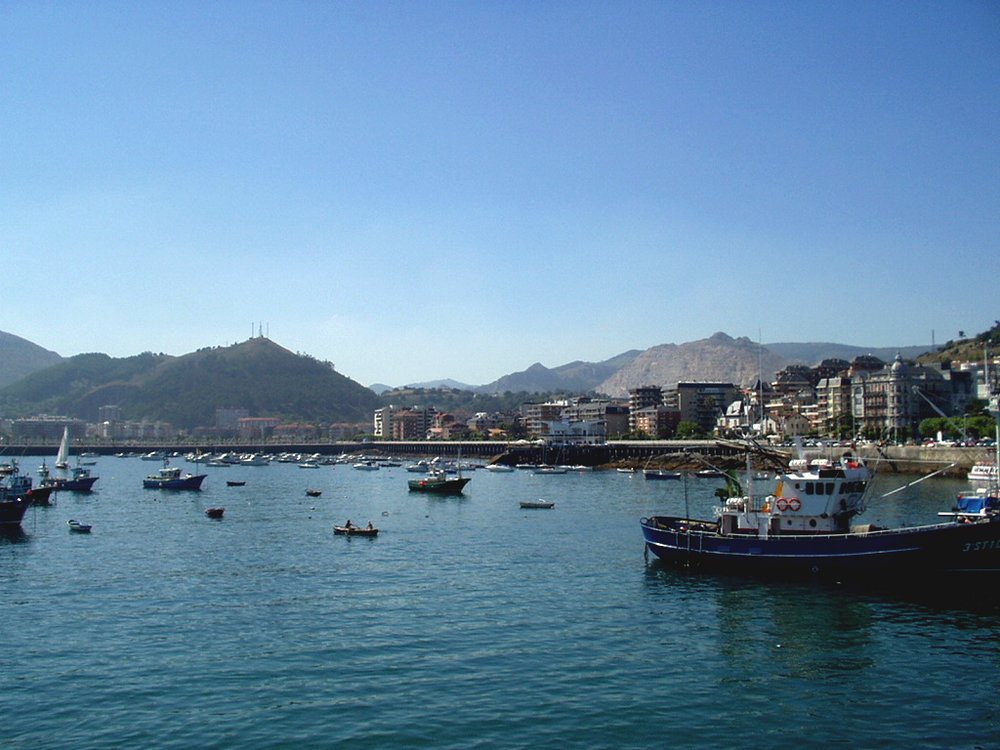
left=3, top=1, right=998, bottom=387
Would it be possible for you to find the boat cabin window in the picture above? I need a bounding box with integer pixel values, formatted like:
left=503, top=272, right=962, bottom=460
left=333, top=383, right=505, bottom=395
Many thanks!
left=806, top=481, right=837, bottom=495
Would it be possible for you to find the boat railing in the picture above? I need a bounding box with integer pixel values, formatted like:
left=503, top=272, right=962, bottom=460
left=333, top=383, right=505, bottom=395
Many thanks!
left=643, top=515, right=976, bottom=540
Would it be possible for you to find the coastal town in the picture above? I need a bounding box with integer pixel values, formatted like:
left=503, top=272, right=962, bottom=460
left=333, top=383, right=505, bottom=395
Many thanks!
left=4, top=348, right=997, bottom=454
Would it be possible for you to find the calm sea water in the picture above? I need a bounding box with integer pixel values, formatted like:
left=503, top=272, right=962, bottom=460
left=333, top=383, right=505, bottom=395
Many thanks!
left=3, top=456, right=999, bottom=749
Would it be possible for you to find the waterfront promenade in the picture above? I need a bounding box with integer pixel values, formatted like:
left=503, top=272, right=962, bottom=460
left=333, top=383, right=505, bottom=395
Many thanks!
left=4, top=439, right=989, bottom=476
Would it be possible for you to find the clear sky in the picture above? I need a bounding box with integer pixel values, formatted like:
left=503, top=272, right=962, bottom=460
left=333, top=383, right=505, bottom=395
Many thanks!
left=3, top=1, right=998, bottom=387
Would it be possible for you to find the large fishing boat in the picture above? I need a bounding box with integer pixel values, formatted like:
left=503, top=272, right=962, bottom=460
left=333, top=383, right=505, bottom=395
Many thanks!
left=1, top=462, right=49, bottom=525
left=44, top=465, right=99, bottom=492
left=640, top=453, right=1000, bottom=583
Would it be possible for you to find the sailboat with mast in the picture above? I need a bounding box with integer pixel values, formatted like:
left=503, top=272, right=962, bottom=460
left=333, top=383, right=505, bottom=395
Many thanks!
left=55, top=427, right=70, bottom=470
left=43, top=426, right=100, bottom=492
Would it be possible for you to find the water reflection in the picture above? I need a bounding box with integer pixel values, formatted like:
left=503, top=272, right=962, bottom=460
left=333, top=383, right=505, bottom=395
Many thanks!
left=0, top=526, right=29, bottom=545
left=644, top=562, right=876, bottom=680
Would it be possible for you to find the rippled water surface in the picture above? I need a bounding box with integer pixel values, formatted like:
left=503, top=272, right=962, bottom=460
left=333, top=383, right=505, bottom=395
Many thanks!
left=4, top=456, right=999, bottom=749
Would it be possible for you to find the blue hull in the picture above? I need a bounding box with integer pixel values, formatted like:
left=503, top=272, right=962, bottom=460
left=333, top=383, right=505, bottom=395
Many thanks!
left=0, top=497, right=33, bottom=526
left=50, top=476, right=99, bottom=492
left=640, top=515, right=1000, bottom=581
left=143, top=474, right=207, bottom=490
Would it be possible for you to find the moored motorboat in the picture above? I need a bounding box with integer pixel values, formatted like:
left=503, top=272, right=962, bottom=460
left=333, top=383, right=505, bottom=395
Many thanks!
left=305, top=488, right=322, bottom=497
left=694, top=469, right=725, bottom=478
left=142, top=462, right=207, bottom=490
left=407, top=469, right=470, bottom=494
left=67, top=519, right=92, bottom=533
left=640, top=453, right=1000, bottom=584
left=968, top=462, right=998, bottom=493
left=205, top=507, right=225, bottom=519
left=45, top=465, right=99, bottom=492
left=643, top=469, right=681, bottom=480
left=226, top=480, right=246, bottom=487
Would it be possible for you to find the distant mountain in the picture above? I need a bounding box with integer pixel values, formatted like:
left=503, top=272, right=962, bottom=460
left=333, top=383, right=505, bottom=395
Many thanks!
left=597, top=333, right=787, bottom=396
left=477, top=350, right=642, bottom=395
left=764, top=342, right=931, bottom=365
left=405, top=378, right=478, bottom=391
left=0, top=337, right=380, bottom=430
left=0, top=331, right=63, bottom=389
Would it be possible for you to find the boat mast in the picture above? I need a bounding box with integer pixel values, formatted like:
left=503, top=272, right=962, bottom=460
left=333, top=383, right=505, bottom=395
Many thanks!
left=987, top=344, right=1000, bottom=494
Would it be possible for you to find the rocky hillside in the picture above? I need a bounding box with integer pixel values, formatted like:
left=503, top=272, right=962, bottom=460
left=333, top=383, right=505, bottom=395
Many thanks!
left=597, top=333, right=789, bottom=397
left=478, top=350, right=642, bottom=394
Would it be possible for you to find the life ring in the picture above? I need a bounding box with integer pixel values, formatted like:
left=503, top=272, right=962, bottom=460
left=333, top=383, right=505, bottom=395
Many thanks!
left=787, top=497, right=801, bottom=512
left=776, top=498, right=789, bottom=512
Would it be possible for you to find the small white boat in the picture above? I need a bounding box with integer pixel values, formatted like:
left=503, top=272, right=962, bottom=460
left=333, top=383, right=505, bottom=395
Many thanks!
left=67, top=519, right=92, bottom=533
left=968, top=462, right=999, bottom=492
left=520, top=499, right=555, bottom=509
left=485, top=464, right=514, bottom=473
left=353, top=462, right=380, bottom=471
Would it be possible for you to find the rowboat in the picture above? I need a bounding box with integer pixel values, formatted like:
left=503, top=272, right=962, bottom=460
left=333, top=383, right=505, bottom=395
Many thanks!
left=520, top=499, right=555, bottom=509
left=333, top=525, right=378, bottom=537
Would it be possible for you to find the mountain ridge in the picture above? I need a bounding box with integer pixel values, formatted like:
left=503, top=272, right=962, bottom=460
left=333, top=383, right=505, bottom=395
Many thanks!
left=0, top=329, right=936, bottom=418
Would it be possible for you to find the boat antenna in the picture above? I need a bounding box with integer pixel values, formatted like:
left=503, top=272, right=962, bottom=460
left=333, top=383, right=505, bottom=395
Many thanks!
left=757, top=328, right=764, bottom=432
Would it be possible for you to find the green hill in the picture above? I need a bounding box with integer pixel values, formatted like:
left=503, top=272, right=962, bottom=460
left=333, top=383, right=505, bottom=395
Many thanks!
left=917, top=321, right=1000, bottom=366
left=0, top=331, right=63, bottom=388
left=0, top=337, right=380, bottom=430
